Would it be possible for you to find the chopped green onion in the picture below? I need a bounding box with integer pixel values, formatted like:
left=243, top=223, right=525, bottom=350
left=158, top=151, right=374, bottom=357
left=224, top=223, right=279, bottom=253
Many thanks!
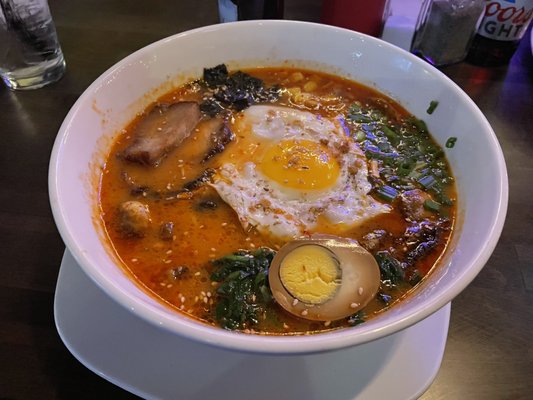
left=411, top=117, right=428, bottom=132
left=355, top=130, right=366, bottom=142
left=423, top=199, right=441, bottom=213
left=350, top=114, right=372, bottom=123
left=382, top=125, right=399, bottom=145
left=434, top=191, right=454, bottom=206
left=375, top=185, right=399, bottom=202
left=395, top=159, right=415, bottom=176
left=445, top=137, right=457, bottom=148
left=418, top=174, right=437, bottom=189
left=427, top=101, right=439, bottom=115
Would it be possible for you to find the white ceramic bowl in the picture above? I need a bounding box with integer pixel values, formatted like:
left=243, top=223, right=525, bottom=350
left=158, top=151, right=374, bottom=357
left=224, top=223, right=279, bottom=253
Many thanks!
left=49, top=21, right=508, bottom=354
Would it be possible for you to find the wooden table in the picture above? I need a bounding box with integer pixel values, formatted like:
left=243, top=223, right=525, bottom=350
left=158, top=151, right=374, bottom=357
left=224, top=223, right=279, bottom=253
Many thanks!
left=1, top=1, right=532, bottom=398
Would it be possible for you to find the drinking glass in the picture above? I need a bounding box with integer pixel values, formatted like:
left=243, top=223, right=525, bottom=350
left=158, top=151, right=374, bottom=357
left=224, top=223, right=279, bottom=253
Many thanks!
left=0, top=0, right=65, bottom=90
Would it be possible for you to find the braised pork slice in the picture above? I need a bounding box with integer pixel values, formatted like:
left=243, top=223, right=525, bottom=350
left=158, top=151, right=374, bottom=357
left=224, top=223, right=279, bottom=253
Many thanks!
left=201, top=118, right=235, bottom=163
left=122, top=102, right=201, bottom=166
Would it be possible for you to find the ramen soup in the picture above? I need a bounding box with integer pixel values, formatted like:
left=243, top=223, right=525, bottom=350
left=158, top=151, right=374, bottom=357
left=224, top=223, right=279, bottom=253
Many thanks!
left=99, top=65, right=456, bottom=335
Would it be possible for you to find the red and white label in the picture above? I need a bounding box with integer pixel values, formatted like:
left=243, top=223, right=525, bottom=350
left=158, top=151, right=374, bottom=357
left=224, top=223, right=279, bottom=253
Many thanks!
left=477, top=0, right=533, bottom=41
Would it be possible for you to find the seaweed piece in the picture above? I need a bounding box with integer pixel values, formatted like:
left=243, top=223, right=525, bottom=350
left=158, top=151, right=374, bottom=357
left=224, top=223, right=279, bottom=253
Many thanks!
left=203, top=64, right=229, bottom=88
left=200, top=64, right=281, bottom=116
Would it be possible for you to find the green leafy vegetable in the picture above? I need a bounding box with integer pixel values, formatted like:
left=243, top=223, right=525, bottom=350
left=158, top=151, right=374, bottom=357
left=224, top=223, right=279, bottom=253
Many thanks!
left=210, top=248, right=275, bottom=330
left=375, top=251, right=405, bottom=286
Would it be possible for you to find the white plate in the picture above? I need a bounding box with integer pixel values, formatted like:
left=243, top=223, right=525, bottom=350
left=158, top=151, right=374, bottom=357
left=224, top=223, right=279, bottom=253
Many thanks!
left=54, top=250, right=451, bottom=400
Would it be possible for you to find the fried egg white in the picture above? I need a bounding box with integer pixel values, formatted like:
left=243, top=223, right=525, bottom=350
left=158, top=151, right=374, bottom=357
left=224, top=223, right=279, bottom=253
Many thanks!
left=210, top=105, right=390, bottom=239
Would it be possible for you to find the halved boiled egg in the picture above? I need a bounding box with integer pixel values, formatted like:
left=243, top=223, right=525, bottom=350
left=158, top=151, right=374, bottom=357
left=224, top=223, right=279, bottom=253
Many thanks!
left=268, top=234, right=381, bottom=321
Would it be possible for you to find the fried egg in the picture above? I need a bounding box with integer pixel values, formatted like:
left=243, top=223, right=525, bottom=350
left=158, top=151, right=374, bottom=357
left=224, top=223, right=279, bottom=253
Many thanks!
left=210, top=105, right=390, bottom=239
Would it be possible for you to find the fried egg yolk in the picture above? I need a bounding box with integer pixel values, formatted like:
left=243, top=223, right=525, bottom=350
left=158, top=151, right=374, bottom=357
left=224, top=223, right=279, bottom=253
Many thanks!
left=260, top=139, right=340, bottom=191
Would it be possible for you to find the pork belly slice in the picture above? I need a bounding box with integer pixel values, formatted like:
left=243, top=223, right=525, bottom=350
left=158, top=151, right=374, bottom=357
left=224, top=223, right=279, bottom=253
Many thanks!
left=122, top=101, right=201, bottom=166
left=201, top=118, right=235, bottom=163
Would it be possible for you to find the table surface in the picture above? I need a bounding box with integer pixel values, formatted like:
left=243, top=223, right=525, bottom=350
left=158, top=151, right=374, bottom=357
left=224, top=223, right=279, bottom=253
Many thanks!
left=2, top=1, right=532, bottom=399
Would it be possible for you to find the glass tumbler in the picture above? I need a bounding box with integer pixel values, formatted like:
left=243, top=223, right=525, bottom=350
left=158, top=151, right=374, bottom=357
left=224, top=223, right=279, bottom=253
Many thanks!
left=0, top=0, right=65, bottom=90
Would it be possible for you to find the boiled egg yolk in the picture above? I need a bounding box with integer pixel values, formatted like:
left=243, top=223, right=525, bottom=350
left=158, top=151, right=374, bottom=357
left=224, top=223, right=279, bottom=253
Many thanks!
left=279, top=245, right=341, bottom=304
left=259, top=139, right=340, bottom=190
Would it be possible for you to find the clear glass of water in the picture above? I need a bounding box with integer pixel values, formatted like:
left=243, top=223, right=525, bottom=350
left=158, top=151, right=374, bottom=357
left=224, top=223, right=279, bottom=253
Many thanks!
left=0, top=0, right=65, bottom=90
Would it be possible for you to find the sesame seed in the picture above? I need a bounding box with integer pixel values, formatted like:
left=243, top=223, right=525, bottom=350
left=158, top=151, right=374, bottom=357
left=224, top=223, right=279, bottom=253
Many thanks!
left=166, top=250, right=173, bottom=255
left=199, top=225, right=205, bottom=229
left=203, top=297, right=208, bottom=304
left=164, top=259, right=172, bottom=264
left=157, top=127, right=162, bottom=131
left=350, top=302, right=359, bottom=308
left=194, top=272, right=201, bottom=276
left=178, top=159, right=184, bottom=163
left=166, top=284, right=173, bottom=288
left=180, top=296, right=186, bottom=303
left=221, top=222, right=228, bottom=227
left=179, top=305, right=185, bottom=310
left=292, top=298, right=299, bottom=306
left=245, top=237, right=251, bottom=242
left=301, top=309, right=308, bottom=316
left=183, top=231, right=189, bottom=236
left=210, top=247, right=216, bottom=252
left=207, top=291, right=212, bottom=297
left=194, top=296, right=199, bottom=303
left=358, top=287, right=364, bottom=295
left=251, top=294, right=256, bottom=302
left=160, top=282, right=166, bottom=286
left=324, top=321, right=331, bottom=327
left=131, top=258, right=138, bottom=262
left=201, top=291, right=206, bottom=297
left=211, top=281, right=218, bottom=287
left=283, top=323, right=289, bottom=329
left=249, top=243, right=256, bottom=249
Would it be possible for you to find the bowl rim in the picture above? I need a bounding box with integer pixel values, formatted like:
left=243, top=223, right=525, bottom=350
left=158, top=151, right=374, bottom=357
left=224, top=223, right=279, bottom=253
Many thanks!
left=49, top=20, right=509, bottom=355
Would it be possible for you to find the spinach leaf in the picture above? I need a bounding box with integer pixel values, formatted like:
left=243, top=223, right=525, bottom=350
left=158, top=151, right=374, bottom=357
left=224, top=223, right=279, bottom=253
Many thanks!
left=210, top=248, right=276, bottom=331
left=375, top=251, right=405, bottom=286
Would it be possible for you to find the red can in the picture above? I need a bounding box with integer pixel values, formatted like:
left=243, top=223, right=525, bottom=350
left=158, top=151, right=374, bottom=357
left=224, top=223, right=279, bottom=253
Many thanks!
left=320, top=0, right=391, bottom=37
